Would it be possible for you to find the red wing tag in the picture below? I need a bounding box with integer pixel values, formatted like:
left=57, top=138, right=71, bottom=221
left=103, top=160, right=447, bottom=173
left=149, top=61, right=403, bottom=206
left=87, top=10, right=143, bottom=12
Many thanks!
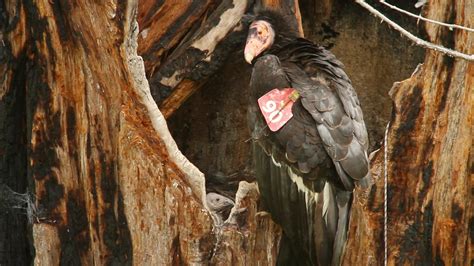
left=258, top=88, right=299, bottom=132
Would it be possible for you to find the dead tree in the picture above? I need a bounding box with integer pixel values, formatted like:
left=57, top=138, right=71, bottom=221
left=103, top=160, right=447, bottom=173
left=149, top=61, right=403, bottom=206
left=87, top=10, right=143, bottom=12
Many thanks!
left=343, top=1, right=474, bottom=264
left=0, top=0, right=471, bottom=265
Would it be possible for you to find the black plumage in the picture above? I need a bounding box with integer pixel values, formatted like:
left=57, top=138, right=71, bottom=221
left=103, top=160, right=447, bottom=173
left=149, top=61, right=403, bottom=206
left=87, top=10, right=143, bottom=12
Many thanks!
left=246, top=10, right=371, bottom=266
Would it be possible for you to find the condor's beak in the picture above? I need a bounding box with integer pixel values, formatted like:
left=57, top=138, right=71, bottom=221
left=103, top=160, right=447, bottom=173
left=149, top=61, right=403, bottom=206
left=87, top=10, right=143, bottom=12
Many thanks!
left=244, top=36, right=263, bottom=64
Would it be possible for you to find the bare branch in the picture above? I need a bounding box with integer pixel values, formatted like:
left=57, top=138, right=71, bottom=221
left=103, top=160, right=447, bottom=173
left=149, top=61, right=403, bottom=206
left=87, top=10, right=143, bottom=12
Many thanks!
left=126, top=21, right=210, bottom=212
left=380, top=0, right=474, bottom=33
left=355, top=0, right=474, bottom=61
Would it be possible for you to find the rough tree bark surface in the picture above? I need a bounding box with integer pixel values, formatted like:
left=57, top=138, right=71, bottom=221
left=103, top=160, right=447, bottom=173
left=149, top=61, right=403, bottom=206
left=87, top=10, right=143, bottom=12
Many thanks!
left=343, top=1, right=473, bottom=265
left=1, top=0, right=280, bottom=264
left=0, top=0, right=472, bottom=265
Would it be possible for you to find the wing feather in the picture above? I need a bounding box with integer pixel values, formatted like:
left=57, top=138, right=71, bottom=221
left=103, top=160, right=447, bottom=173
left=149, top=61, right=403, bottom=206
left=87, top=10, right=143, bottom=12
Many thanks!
left=280, top=49, right=370, bottom=188
left=250, top=54, right=336, bottom=182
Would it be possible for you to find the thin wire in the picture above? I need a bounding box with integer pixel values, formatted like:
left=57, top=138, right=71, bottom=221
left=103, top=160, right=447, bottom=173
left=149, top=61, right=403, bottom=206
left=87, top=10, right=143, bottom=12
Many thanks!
left=383, top=121, right=390, bottom=266
left=380, top=0, right=474, bottom=33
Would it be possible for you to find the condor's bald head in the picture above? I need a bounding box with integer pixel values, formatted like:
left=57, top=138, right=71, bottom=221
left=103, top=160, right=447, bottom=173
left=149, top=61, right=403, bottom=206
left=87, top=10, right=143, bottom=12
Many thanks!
left=243, top=10, right=300, bottom=64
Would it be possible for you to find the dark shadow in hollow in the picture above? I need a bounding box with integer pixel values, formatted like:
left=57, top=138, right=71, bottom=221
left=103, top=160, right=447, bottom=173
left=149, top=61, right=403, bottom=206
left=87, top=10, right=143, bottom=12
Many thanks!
left=0, top=54, right=32, bottom=265
left=299, top=0, right=425, bottom=148
left=167, top=0, right=425, bottom=220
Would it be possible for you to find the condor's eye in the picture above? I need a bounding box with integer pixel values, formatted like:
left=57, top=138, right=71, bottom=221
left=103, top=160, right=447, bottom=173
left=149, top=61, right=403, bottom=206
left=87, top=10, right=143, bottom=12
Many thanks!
left=258, top=30, right=263, bottom=36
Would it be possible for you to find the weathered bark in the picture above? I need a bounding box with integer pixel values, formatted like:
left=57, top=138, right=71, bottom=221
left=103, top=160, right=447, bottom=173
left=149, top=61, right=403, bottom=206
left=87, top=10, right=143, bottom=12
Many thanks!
left=1, top=0, right=472, bottom=265
left=343, top=1, right=473, bottom=265
left=0, top=0, right=280, bottom=264
left=168, top=0, right=472, bottom=265
left=139, top=0, right=303, bottom=118
left=141, top=0, right=253, bottom=118
left=1, top=2, right=35, bottom=264
left=0, top=3, right=30, bottom=260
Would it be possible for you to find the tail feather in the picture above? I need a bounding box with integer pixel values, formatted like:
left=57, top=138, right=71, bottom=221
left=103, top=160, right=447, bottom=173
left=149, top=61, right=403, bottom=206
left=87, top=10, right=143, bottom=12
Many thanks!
left=253, top=143, right=352, bottom=265
left=314, top=188, right=333, bottom=265
left=331, top=190, right=352, bottom=266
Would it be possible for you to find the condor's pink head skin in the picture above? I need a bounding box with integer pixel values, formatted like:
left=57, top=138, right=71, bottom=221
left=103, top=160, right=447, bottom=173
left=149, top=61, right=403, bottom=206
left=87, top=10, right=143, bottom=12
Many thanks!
left=244, top=20, right=275, bottom=64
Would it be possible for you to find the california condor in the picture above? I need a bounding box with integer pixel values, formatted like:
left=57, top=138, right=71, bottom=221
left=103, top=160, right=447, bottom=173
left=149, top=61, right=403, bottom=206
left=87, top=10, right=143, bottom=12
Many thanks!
left=244, top=10, right=371, bottom=266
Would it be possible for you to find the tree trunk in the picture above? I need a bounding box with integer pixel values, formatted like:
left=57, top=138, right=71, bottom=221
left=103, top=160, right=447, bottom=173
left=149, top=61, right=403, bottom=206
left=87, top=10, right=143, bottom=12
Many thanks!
left=0, top=0, right=280, bottom=264
left=0, top=0, right=471, bottom=265
left=343, top=1, right=473, bottom=265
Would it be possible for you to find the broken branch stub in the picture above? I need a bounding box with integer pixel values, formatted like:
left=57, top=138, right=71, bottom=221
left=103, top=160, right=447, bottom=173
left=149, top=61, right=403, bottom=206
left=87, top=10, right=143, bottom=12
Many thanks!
left=148, top=0, right=253, bottom=117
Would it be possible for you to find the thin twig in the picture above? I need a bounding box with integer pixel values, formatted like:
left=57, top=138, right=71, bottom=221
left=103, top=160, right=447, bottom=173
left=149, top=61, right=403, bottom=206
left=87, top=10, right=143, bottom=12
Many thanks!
left=355, top=0, right=474, bottom=61
left=380, top=0, right=474, bottom=33
left=383, top=122, right=390, bottom=266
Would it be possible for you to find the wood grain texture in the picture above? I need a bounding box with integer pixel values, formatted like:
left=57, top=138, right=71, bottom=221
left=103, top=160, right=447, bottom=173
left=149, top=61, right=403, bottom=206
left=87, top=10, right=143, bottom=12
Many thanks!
left=343, top=0, right=473, bottom=264
left=137, top=0, right=215, bottom=76
left=1, top=0, right=472, bottom=264
left=211, top=182, right=282, bottom=265
left=21, top=1, right=133, bottom=264
left=140, top=0, right=252, bottom=115
left=139, top=0, right=304, bottom=118
left=1, top=0, right=281, bottom=264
